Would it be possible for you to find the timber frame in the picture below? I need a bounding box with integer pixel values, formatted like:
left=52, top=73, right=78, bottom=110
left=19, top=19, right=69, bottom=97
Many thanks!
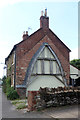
left=23, top=42, right=67, bottom=88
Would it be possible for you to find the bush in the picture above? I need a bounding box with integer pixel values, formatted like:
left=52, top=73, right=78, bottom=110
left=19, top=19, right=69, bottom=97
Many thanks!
left=2, top=76, right=11, bottom=93
left=6, top=87, right=19, bottom=100
left=2, top=76, right=19, bottom=100
left=2, top=76, right=7, bottom=93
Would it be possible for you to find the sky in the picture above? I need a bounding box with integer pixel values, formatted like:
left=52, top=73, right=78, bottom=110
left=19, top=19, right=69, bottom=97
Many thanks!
left=0, top=0, right=78, bottom=78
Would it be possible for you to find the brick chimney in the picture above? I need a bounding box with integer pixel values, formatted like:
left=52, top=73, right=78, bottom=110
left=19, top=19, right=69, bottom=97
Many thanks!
left=22, top=31, right=28, bottom=40
left=40, top=9, right=49, bottom=29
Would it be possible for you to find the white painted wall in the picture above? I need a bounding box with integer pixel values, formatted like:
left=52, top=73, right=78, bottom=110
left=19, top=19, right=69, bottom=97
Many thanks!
left=26, top=75, right=64, bottom=95
left=70, top=65, right=80, bottom=79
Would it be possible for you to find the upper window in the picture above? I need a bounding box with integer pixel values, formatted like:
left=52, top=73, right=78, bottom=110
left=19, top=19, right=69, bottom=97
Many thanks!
left=32, top=47, right=61, bottom=75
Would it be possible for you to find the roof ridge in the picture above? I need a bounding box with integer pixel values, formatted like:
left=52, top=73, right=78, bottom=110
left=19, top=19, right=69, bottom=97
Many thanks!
left=16, top=28, right=42, bottom=46
left=49, top=28, right=71, bottom=52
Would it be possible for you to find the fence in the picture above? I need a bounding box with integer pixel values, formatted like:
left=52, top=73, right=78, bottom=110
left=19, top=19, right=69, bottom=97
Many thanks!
left=28, top=86, right=80, bottom=111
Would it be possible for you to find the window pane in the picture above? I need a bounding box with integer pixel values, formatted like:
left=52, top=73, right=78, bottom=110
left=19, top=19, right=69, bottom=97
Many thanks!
left=56, top=64, right=60, bottom=74
left=50, top=61, right=53, bottom=74
left=53, top=61, right=56, bottom=74
left=37, top=60, right=41, bottom=74
left=44, top=47, right=47, bottom=58
left=44, top=61, right=50, bottom=74
left=32, top=62, right=37, bottom=74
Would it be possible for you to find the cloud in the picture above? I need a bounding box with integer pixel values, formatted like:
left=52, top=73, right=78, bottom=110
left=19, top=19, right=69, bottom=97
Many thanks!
left=0, top=0, right=25, bottom=7
left=0, top=0, right=78, bottom=8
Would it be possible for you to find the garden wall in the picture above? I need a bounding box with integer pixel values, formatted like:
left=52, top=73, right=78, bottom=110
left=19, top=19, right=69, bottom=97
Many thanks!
left=28, top=87, right=80, bottom=111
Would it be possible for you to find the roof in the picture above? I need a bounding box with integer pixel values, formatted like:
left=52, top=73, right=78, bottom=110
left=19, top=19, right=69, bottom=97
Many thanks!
left=5, top=27, right=71, bottom=63
left=70, top=64, right=80, bottom=79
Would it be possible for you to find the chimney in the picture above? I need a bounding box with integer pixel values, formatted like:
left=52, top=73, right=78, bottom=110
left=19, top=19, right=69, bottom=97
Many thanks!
left=22, top=31, right=28, bottom=40
left=40, top=9, right=49, bottom=29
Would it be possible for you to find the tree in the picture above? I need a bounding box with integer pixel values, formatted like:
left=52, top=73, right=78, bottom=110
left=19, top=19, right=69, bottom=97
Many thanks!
left=70, top=59, right=80, bottom=70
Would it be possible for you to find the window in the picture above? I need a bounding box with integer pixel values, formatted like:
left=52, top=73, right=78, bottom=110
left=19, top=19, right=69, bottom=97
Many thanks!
left=44, top=61, right=50, bottom=74
left=32, top=47, right=61, bottom=75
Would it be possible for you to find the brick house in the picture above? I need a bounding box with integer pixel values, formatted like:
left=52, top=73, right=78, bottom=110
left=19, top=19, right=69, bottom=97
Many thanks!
left=5, top=9, right=71, bottom=98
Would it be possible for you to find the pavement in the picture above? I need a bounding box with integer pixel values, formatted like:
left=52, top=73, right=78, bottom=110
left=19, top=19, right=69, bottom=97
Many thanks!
left=0, top=87, right=80, bottom=119
left=0, top=87, right=2, bottom=120
left=42, top=104, right=79, bottom=119
left=1, top=87, right=50, bottom=119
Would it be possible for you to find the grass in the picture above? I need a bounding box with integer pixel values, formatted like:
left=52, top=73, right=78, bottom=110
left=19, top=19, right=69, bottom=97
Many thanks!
left=11, top=98, right=27, bottom=110
left=16, top=103, right=26, bottom=109
left=12, top=100, right=25, bottom=105
left=11, top=99, right=27, bottom=110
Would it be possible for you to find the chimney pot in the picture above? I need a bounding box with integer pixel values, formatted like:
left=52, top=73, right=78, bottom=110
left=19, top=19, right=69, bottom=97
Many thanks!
left=26, top=31, right=28, bottom=35
left=45, top=9, right=47, bottom=17
left=41, top=11, right=43, bottom=16
left=40, top=9, right=49, bottom=29
left=22, top=31, right=28, bottom=40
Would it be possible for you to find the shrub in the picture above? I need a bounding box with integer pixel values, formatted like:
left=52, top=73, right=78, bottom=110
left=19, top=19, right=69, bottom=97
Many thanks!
left=2, top=76, right=11, bottom=93
left=6, top=87, right=19, bottom=100
left=6, top=77, right=11, bottom=87
left=2, top=76, right=7, bottom=93
left=2, top=76, right=20, bottom=100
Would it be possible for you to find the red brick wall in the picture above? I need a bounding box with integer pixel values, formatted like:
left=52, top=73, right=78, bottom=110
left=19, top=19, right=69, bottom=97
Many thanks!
left=40, top=16, right=49, bottom=28
left=16, top=88, right=26, bottom=98
left=15, top=35, right=70, bottom=86
left=28, top=91, right=39, bottom=111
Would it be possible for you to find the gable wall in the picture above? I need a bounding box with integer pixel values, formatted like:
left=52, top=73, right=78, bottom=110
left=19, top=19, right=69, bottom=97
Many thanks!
left=15, top=35, right=70, bottom=86
left=48, top=29, right=70, bottom=61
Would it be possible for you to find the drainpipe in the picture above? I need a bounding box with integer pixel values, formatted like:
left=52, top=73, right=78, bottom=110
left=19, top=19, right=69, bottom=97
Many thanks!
left=14, top=49, right=16, bottom=90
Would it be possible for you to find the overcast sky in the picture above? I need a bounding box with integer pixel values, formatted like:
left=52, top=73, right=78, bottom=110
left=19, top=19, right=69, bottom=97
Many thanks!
left=0, top=0, right=78, bottom=78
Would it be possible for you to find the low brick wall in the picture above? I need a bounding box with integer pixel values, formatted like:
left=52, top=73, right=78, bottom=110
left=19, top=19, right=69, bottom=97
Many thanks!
left=28, top=87, right=80, bottom=111
left=16, top=88, right=26, bottom=99
left=28, top=91, right=39, bottom=111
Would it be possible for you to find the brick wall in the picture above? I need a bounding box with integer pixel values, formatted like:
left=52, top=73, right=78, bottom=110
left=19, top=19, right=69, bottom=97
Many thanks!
left=28, top=87, right=80, bottom=111
left=16, top=88, right=26, bottom=98
left=15, top=35, right=70, bottom=86
left=28, top=91, right=39, bottom=111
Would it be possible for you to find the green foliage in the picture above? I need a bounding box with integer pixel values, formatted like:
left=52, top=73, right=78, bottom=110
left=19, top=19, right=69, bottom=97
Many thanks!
left=2, top=76, right=7, bottom=93
left=70, top=59, right=80, bottom=70
left=6, top=87, right=19, bottom=100
left=2, top=76, right=19, bottom=100
left=16, top=103, right=26, bottom=109
left=6, top=77, right=11, bottom=90
left=12, top=100, right=24, bottom=105
left=2, top=76, right=11, bottom=93
left=8, top=65, right=11, bottom=71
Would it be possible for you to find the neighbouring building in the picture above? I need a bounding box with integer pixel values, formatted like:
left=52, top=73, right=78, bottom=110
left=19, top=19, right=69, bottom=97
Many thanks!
left=5, top=9, right=71, bottom=98
left=70, top=64, right=80, bottom=87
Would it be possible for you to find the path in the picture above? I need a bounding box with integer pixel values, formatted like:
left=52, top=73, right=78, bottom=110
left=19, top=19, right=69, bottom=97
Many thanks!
left=0, top=87, right=80, bottom=119
left=0, top=87, right=2, bottom=120
left=42, top=104, right=79, bottom=119
left=1, top=88, right=50, bottom=118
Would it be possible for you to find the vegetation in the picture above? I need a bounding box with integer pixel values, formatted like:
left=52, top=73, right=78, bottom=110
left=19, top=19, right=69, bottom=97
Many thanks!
left=11, top=100, right=24, bottom=105
left=2, top=76, right=19, bottom=100
left=2, top=76, right=7, bottom=93
left=16, top=103, right=26, bottom=109
left=70, top=59, right=80, bottom=70
left=6, top=87, right=19, bottom=100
